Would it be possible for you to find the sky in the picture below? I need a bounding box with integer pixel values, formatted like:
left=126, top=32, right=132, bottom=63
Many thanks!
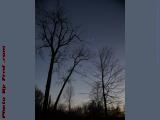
left=36, top=0, right=125, bottom=106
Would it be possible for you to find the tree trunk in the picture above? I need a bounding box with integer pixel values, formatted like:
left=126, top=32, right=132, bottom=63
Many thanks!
left=42, top=55, right=54, bottom=118
left=102, top=73, right=108, bottom=118
left=53, top=65, right=75, bottom=110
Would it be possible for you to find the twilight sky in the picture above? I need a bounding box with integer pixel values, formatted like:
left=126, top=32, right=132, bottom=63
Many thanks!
left=36, top=0, right=125, bottom=106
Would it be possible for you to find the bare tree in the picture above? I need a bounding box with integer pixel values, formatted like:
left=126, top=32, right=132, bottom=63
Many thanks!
left=90, top=81, right=102, bottom=104
left=53, top=47, right=89, bottom=110
left=35, top=87, right=44, bottom=111
left=63, top=81, right=74, bottom=111
left=36, top=5, right=81, bottom=115
left=92, top=47, right=124, bottom=118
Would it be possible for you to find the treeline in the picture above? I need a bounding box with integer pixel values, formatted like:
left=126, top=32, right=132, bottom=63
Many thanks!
left=36, top=87, right=125, bottom=120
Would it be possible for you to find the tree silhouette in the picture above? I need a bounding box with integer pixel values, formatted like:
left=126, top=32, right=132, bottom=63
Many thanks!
left=36, top=5, right=81, bottom=118
left=53, top=47, right=89, bottom=110
left=35, top=87, right=44, bottom=120
left=64, top=81, right=74, bottom=111
left=90, top=81, right=102, bottom=104
left=92, top=47, right=124, bottom=118
left=35, top=87, right=44, bottom=111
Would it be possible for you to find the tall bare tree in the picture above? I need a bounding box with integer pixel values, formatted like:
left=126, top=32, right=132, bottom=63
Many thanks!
left=36, top=6, right=80, bottom=115
left=53, top=47, right=89, bottom=110
left=93, top=47, right=124, bottom=118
